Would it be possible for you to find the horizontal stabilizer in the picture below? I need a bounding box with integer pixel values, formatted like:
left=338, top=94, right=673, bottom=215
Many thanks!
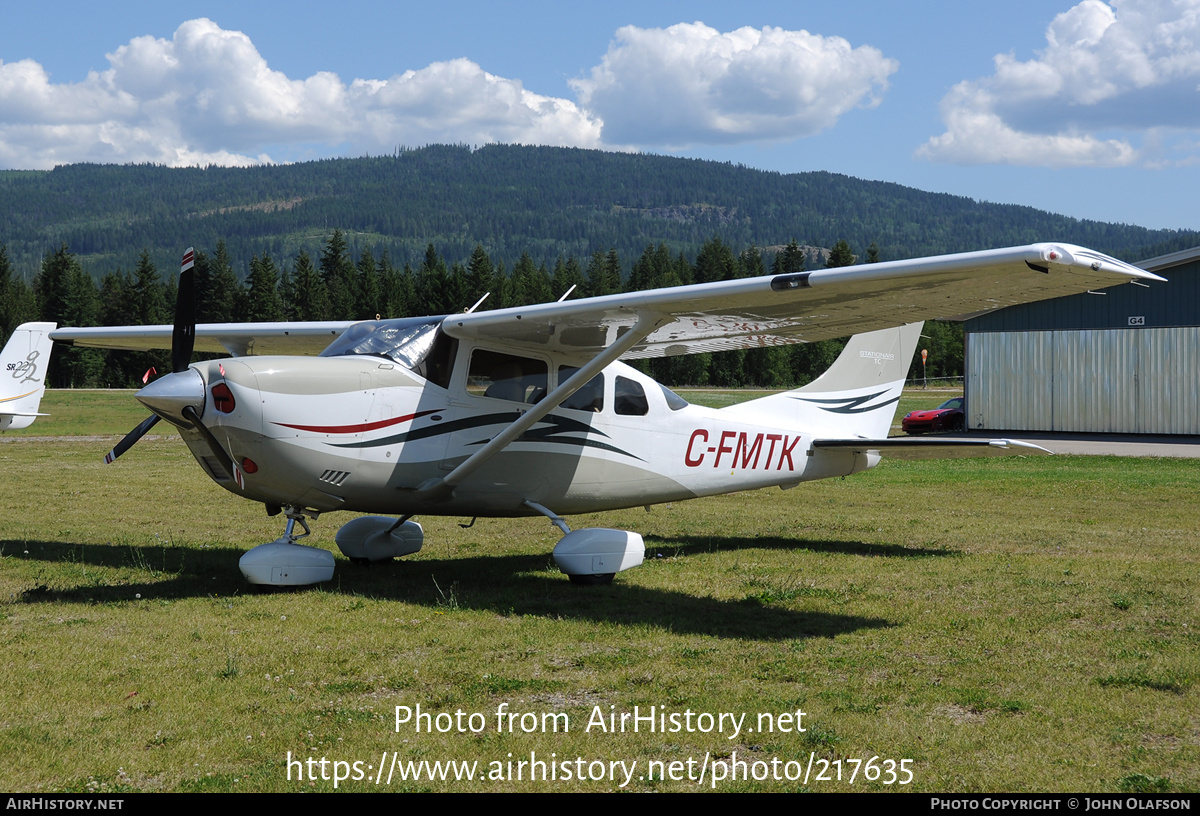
left=813, top=437, right=1051, bottom=459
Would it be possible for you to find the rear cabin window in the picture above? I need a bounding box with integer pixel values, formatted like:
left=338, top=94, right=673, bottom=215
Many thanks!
left=557, top=366, right=604, bottom=413
left=614, top=375, right=649, bottom=416
left=468, top=349, right=548, bottom=404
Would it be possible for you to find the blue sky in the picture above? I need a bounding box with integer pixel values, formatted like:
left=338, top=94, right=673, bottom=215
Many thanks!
left=3, top=1, right=1197, bottom=231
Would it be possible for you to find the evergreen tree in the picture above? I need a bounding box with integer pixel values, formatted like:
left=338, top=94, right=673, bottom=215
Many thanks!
left=551, top=255, right=585, bottom=301
left=605, top=249, right=623, bottom=292
left=277, top=262, right=295, bottom=320
left=509, top=252, right=551, bottom=306
left=826, top=240, right=855, bottom=268
left=773, top=240, right=807, bottom=275
left=379, top=253, right=414, bottom=318
left=242, top=254, right=284, bottom=322
left=207, top=240, right=239, bottom=323
left=129, top=249, right=166, bottom=325
left=99, top=270, right=134, bottom=326
left=490, top=259, right=509, bottom=310
left=289, top=250, right=328, bottom=320
left=583, top=250, right=621, bottom=298
left=320, top=229, right=357, bottom=319
left=357, top=247, right=381, bottom=318
left=694, top=237, right=736, bottom=283
left=629, top=243, right=673, bottom=291
left=415, top=243, right=449, bottom=315
left=0, top=244, right=36, bottom=343
left=191, top=249, right=214, bottom=322
left=35, top=246, right=102, bottom=386
left=739, top=245, right=766, bottom=278
left=34, top=244, right=75, bottom=325
left=446, top=261, right=470, bottom=312
left=465, top=244, right=494, bottom=309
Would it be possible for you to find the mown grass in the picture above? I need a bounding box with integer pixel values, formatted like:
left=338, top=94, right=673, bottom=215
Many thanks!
left=0, top=390, right=1196, bottom=792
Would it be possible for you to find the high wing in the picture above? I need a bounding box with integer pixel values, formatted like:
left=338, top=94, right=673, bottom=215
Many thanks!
left=47, top=243, right=1158, bottom=361
left=440, top=243, right=1161, bottom=358
left=49, top=321, right=355, bottom=356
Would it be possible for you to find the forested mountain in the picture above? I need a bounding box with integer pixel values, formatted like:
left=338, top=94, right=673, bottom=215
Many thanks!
left=2, top=145, right=1195, bottom=390
left=1, top=144, right=1194, bottom=281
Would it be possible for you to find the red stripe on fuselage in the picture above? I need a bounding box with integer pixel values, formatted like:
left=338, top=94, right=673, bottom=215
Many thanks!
left=273, top=409, right=441, bottom=434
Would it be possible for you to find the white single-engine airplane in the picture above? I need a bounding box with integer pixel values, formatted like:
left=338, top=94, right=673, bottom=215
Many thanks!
left=32, top=243, right=1160, bottom=586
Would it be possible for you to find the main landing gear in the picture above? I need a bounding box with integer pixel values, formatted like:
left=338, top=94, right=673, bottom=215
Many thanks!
left=523, top=501, right=645, bottom=586
left=239, top=508, right=335, bottom=586
left=237, top=503, right=645, bottom=588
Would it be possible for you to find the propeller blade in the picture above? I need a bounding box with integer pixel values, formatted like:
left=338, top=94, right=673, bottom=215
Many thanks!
left=104, top=414, right=160, bottom=464
left=108, top=248, right=196, bottom=464
left=172, top=248, right=196, bottom=373
left=182, top=405, right=235, bottom=481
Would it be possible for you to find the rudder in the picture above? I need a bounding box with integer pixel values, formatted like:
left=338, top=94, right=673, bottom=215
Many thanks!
left=1, top=322, right=56, bottom=430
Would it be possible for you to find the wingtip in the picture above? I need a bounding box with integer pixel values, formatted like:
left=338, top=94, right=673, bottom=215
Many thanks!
left=989, top=439, right=1053, bottom=455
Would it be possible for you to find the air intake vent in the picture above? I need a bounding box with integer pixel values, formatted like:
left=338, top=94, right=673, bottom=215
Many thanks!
left=319, top=469, right=351, bottom=486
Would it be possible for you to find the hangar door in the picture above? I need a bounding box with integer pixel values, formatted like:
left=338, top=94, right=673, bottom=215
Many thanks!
left=966, top=327, right=1200, bottom=434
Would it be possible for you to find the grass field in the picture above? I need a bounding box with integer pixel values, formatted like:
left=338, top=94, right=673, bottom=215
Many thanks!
left=0, top=390, right=1196, bottom=792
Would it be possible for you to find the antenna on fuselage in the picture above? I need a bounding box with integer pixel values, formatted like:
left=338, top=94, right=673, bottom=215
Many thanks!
left=465, top=292, right=490, bottom=313
left=556, top=285, right=577, bottom=303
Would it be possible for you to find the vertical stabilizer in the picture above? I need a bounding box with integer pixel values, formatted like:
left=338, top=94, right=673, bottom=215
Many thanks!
left=722, top=322, right=922, bottom=438
left=0, top=322, right=56, bottom=430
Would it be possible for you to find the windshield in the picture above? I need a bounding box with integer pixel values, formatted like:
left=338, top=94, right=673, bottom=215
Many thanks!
left=320, top=317, right=443, bottom=369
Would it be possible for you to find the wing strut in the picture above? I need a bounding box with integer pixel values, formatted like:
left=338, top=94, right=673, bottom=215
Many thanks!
left=415, top=310, right=668, bottom=502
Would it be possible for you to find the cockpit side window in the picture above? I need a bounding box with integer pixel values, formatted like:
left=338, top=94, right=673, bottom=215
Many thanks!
left=557, top=366, right=604, bottom=413
left=418, top=332, right=457, bottom=389
left=660, top=384, right=689, bottom=411
left=468, top=349, right=548, bottom=404
left=614, top=375, right=649, bottom=416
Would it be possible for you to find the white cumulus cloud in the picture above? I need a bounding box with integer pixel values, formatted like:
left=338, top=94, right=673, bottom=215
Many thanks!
left=919, top=0, right=1200, bottom=167
left=0, top=18, right=897, bottom=169
left=0, top=18, right=602, bottom=169
left=571, top=22, right=898, bottom=147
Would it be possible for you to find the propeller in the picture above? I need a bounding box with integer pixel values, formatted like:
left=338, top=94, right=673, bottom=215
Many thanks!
left=105, top=248, right=201, bottom=464
left=105, top=248, right=242, bottom=486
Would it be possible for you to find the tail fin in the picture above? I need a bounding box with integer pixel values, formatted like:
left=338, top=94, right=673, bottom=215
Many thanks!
left=722, top=322, right=922, bottom=438
left=0, top=322, right=56, bottom=430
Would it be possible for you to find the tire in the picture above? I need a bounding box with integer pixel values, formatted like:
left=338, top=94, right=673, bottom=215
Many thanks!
left=568, top=573, right=615, bottom=586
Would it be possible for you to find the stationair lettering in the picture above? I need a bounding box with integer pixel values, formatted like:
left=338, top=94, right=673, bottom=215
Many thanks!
left=684, top=429, right=801, bottom=472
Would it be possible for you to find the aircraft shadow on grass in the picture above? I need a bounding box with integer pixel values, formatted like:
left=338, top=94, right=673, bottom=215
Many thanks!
left=0, top=534, right=948, bottom=641
left=643, top=534, right=961, bottom=560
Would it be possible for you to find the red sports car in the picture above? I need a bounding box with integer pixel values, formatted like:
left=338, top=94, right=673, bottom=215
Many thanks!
left=902, top=396, right=965, bottom=434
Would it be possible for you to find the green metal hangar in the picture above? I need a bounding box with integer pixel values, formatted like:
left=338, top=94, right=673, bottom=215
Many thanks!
left=963, top=246, right=1200, bottom=435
